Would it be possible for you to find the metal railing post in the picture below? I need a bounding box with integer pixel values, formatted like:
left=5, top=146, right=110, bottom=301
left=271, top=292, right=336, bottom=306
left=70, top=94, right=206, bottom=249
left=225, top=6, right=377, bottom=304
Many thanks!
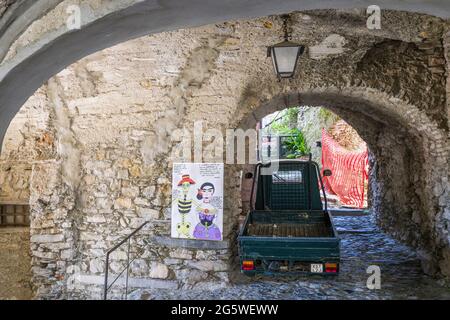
left=103, top=221, right=149, bottom=300
left=125, top=237, right=131, bottom=300
left=104, top=251, right=110, bottom=300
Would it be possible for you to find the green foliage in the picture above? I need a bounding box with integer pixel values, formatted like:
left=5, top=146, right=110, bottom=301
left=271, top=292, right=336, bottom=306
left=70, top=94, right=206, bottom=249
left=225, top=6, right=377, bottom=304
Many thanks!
left=318, top=108, right=333, bottom=121
left=285, top=107, right=299, bottom=125
left=269, top=120, right=288, bottom=134
left=263, top=107, right=310, bottom=159
left=282, top=128, right=310, bottom=158
left=318, top=107, right=340, bottom=126
left=267, top=107, right=299, bottom=134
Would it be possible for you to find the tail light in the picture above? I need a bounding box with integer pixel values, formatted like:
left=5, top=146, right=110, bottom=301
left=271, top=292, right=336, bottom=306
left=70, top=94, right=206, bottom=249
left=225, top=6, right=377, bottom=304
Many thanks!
left=242, top=260, right=255, bottom=271
left=325, top=263, right=338, bottom=273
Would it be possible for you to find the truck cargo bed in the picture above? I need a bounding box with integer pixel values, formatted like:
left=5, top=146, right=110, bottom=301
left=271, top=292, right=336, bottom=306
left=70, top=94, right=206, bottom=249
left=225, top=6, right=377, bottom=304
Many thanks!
left=247, top=222, right=332, bottom=238
left=238, top=210, right=340, bottom=275
left=242, top=210, right=336, bottom=238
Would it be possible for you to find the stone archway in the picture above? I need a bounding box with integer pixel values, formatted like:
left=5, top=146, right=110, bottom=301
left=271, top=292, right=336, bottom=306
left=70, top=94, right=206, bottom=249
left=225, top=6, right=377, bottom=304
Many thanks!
left=1, top=0, right=450, bottom=149
left=232, top=86, right=449, bottom=276
left=0, top=7, right=448, bottom=299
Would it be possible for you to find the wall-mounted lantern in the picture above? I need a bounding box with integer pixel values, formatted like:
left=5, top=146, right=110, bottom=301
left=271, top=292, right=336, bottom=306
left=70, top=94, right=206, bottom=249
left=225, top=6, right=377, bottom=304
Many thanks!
left=267, top=14, right=305, bottom=79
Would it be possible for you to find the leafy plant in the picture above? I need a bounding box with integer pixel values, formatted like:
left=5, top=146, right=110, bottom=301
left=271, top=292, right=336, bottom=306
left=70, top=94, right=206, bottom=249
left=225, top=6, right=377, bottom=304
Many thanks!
left=285, top=107, right=299, bottom=127
left=265, top=107, right=299, bottom=134
left=282, top=128, right=310, bottom=159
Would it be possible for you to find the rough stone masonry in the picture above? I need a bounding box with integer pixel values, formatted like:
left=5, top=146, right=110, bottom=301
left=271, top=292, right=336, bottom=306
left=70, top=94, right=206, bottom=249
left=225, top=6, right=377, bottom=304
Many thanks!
left=0, top=9, right=449, bottom=299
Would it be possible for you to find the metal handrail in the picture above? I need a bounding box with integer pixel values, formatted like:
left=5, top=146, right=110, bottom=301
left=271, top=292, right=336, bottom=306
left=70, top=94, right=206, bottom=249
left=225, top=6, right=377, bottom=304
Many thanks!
left=103, top=221, right=149, bottom=300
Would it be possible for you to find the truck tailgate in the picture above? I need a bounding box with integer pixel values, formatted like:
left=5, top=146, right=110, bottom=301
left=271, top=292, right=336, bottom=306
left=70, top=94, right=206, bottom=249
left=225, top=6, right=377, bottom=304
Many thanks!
left=238, top=210, right=340, bottom=274
left=239, top=236, right=340, bottom=261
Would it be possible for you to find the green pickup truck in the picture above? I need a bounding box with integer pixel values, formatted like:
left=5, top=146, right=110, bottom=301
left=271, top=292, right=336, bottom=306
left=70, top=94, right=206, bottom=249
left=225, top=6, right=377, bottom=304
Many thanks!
left=238, top=159, right=340, bottom=275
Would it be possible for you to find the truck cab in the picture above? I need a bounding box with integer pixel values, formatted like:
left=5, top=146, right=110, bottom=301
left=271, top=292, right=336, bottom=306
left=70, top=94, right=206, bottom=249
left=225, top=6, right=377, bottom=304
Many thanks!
left=238, top=159, right=340, bottom=275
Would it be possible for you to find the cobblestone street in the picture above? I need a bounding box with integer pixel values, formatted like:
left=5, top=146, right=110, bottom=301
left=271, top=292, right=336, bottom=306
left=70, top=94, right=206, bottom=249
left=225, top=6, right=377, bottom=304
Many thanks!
left=132, top=214, right=450, bottom=300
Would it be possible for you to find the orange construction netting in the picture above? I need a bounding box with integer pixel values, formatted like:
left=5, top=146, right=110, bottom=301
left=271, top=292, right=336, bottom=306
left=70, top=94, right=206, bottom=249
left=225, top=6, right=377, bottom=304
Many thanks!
left=321, top=129, right=368, bottom=208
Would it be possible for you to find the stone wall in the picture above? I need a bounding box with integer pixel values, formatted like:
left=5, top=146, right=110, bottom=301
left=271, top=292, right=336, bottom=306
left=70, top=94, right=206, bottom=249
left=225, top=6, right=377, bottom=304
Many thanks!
left=0, top=86, right=54, bottom=203
left=0, top=227, right=32, bottom=299
left=442, top=22, right=450, bottom=275
left=23, top=30, right=245, bottom=299
left=0, top=162, right=31, bottom=202
left=1, top=10, right=449, bottom=298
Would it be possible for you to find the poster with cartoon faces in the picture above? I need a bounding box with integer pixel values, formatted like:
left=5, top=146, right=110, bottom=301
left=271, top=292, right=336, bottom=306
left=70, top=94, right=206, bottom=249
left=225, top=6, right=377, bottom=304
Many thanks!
left=171, top=163, right=224, bottom=241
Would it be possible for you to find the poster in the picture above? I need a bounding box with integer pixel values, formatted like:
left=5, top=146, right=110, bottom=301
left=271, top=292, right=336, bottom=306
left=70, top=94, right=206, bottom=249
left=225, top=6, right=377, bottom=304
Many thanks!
left=171, top=163, right=224, bottom=241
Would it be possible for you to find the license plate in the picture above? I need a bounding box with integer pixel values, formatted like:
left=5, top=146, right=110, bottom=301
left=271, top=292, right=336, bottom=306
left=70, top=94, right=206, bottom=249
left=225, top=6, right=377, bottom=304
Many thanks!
left=311, top=264, right=323, bottom=273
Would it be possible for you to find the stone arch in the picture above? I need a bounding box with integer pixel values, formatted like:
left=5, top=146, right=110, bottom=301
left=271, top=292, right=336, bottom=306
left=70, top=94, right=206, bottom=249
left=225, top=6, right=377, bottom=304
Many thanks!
left=0, top=4, right=448, bottom=299
left=1, top=0, right=450, bottom=149
left=232, top=85, right=449, bottom=276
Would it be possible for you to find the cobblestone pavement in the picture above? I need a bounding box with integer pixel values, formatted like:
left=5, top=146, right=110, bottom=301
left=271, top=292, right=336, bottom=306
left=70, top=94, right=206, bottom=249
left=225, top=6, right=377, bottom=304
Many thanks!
left=132, top=214, right=450, bottom=300
left=0, top=227, right=32, bottom=300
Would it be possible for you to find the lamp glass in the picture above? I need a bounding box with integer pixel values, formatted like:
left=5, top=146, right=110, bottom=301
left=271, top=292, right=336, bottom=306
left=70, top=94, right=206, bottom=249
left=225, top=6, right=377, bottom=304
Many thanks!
left=270, top=42, right=303, bottom=78
left=274, top=46, right=299, bottom=73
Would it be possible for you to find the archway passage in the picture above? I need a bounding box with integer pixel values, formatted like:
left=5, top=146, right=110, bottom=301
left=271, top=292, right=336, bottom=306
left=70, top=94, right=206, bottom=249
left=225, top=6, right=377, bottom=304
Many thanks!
left=1, top=0, right=450, bottom=149
left=256, top=106, right=369, bottom=209
left=0, top=8, right=448, bottom=299
left=229, top=99, right=450, bottom=296
left=236, top=87, right=448, bottom=275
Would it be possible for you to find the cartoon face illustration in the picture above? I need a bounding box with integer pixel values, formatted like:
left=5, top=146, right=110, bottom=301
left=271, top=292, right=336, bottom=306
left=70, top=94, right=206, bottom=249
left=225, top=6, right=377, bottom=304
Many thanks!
left=181, top=182, right=190, bottom=193
left=197, top=182, right=215, bottom=203
left=177, top=174, right=196, bottom=195
left=176, top=221, right=192, bottom=237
